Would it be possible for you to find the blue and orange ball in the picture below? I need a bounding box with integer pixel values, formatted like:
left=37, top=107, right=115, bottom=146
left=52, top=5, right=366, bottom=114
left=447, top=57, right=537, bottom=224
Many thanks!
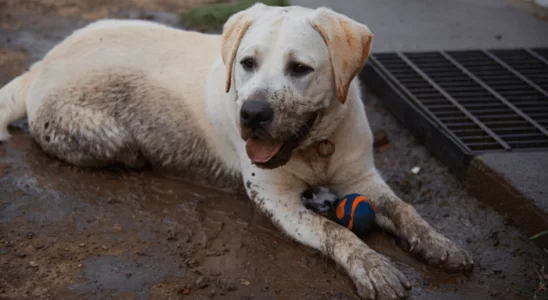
left=333, top=194, right=376, bottom=235
left=300, top=189, right=377, bottom=235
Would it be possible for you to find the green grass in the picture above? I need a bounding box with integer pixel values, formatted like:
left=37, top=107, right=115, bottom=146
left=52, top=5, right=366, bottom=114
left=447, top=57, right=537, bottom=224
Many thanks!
left=181, top=0, right=289, bottom=31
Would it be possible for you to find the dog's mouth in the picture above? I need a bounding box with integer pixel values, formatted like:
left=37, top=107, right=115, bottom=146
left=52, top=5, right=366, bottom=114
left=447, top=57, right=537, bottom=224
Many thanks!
left=245, top=114, right=317, bottom=169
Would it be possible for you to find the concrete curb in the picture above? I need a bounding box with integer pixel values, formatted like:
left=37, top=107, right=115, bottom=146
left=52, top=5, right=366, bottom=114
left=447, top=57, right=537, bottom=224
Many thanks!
left=466, top=153, right=548, bottom=247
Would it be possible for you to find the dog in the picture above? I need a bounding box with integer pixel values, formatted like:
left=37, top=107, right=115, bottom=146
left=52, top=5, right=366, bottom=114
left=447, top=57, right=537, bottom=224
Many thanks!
left=0, top=4, right=473, bottom=299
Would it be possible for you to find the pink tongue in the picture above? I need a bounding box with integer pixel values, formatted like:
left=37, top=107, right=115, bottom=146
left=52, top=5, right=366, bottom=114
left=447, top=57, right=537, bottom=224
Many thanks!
left=246, top=138, right=283, bottom=163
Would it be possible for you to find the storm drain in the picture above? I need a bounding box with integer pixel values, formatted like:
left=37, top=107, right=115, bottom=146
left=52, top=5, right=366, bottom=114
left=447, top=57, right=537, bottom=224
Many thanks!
left=362, top=48, right=548, bottom=176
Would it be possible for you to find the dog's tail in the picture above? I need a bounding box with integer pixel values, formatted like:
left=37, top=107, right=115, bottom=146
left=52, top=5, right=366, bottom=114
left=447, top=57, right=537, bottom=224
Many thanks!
left=0, top=62, right=40, bottom=141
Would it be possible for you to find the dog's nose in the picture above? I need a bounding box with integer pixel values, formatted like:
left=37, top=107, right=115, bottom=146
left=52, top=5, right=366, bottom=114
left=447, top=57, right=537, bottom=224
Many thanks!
left=240, top=100, right=274, bottom=131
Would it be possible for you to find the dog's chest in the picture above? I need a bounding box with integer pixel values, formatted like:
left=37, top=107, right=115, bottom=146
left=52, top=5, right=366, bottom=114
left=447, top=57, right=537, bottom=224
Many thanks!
left=288, top=145, right=334, bottom=186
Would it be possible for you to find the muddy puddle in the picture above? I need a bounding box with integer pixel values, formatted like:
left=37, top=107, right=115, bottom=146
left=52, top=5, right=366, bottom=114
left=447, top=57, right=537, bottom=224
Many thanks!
left=1, top=1, right=547, bottom=299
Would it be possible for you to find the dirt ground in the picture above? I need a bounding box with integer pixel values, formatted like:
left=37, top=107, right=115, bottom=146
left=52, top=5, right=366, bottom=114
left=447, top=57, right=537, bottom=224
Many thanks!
left=0, top=1, right=546, bottom=299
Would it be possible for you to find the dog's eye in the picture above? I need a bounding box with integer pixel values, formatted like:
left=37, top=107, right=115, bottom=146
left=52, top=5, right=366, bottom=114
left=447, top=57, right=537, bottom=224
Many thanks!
left=288, top=62, right=314, bottom=77
left=240, top=57, right=256, bottom=71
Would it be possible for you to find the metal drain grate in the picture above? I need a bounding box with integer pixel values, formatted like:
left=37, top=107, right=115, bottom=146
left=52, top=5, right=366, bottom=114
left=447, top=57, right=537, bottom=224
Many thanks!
left=362, top=48, right=548, bottom=176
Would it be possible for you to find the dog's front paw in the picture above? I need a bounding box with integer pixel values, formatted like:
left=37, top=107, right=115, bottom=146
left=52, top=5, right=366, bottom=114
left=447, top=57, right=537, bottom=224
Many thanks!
left=410, top=230, right=474, bottom=272
left=347, top=249, right=411, bottom=300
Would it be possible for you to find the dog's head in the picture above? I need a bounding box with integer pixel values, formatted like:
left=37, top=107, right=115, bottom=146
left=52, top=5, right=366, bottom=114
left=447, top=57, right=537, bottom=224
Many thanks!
left=222, top=4, right=373, bottom=169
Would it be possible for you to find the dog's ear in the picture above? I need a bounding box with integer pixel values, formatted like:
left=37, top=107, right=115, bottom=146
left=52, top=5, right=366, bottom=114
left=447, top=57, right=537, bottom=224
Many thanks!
left=221, top=3, right=267, bottom=93
left=309, top=8, right=373, bottom=104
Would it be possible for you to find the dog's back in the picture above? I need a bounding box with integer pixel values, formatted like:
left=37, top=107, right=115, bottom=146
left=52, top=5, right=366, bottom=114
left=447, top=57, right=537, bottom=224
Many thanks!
left=24, top=19, right=221, bottom=122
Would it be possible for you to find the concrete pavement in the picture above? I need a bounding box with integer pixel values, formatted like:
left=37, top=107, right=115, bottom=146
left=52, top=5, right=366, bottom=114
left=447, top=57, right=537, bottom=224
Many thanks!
left=291, top=0, right=548, bottom=52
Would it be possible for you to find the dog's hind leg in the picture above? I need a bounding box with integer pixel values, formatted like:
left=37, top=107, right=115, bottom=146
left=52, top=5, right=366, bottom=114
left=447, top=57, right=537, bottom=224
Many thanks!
left=28, top=83, right=146, bottom=169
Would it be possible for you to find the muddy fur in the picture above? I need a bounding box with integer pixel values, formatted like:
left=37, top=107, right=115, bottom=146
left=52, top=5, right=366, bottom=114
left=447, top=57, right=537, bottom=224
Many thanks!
left=30, top=68, right=238, bottom=188
left=322, top=220, right=410, bottom=299
left=375, top=194, right=473, bottom=271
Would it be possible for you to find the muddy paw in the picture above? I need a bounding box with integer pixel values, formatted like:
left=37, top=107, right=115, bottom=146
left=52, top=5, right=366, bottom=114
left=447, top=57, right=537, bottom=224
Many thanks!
left=348, top=250, right=411, bottom=300
left=411, top=230, right=474, bottom=272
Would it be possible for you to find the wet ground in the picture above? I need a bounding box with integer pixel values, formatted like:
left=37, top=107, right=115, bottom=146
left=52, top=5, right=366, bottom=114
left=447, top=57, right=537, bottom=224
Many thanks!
left=0, top=1, right=547, bottom=299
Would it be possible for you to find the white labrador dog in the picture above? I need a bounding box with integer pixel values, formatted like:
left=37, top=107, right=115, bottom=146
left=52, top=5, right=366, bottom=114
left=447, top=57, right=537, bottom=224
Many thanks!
left=0, top=4, right=473, bottom=299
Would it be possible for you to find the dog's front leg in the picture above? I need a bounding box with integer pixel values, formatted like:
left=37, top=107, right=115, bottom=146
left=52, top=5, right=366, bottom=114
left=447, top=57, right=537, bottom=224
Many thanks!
left=244, top=168, right=411, bottom=300
left=333, top=168, right=474, bottom=272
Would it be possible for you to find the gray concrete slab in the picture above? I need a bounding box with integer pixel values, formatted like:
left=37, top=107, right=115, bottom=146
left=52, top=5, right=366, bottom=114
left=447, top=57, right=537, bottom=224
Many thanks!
left=479, top=152, right=548, bottom=212
left=291, top=0, right=548, bottom=52
left=467, top=152, right=548, bottom=245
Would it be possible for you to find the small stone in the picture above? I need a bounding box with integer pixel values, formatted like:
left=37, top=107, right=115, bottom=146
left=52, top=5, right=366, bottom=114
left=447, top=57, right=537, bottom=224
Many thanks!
left=15, top=252, right=26, bottom=258
left=185, top=258, right=197, bottom=268
left=29, top=261, right=38, bottom=267
left=182, top=288, right=191, bottom=295
left=79, top=243, right=86, bottom=247
left=410, top=166, right=421, bottom=174
left=101, top=245, right=108, bottom=250
left=195, top=277, right=208, bottom=289
left=166, top=230, right=178, bottom=241
left=77, top=264, right=83, bottom=268
left=461, top=218, right=472, bottom=228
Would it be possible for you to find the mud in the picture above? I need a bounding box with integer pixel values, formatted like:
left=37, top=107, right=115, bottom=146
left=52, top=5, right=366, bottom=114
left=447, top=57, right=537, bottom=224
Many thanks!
left=0, top=1, right=547, bottom=299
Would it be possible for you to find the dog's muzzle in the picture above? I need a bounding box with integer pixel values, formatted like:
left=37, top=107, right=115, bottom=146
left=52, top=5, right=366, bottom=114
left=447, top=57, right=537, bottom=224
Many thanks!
left=243, top=113, right=318, bottom=169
